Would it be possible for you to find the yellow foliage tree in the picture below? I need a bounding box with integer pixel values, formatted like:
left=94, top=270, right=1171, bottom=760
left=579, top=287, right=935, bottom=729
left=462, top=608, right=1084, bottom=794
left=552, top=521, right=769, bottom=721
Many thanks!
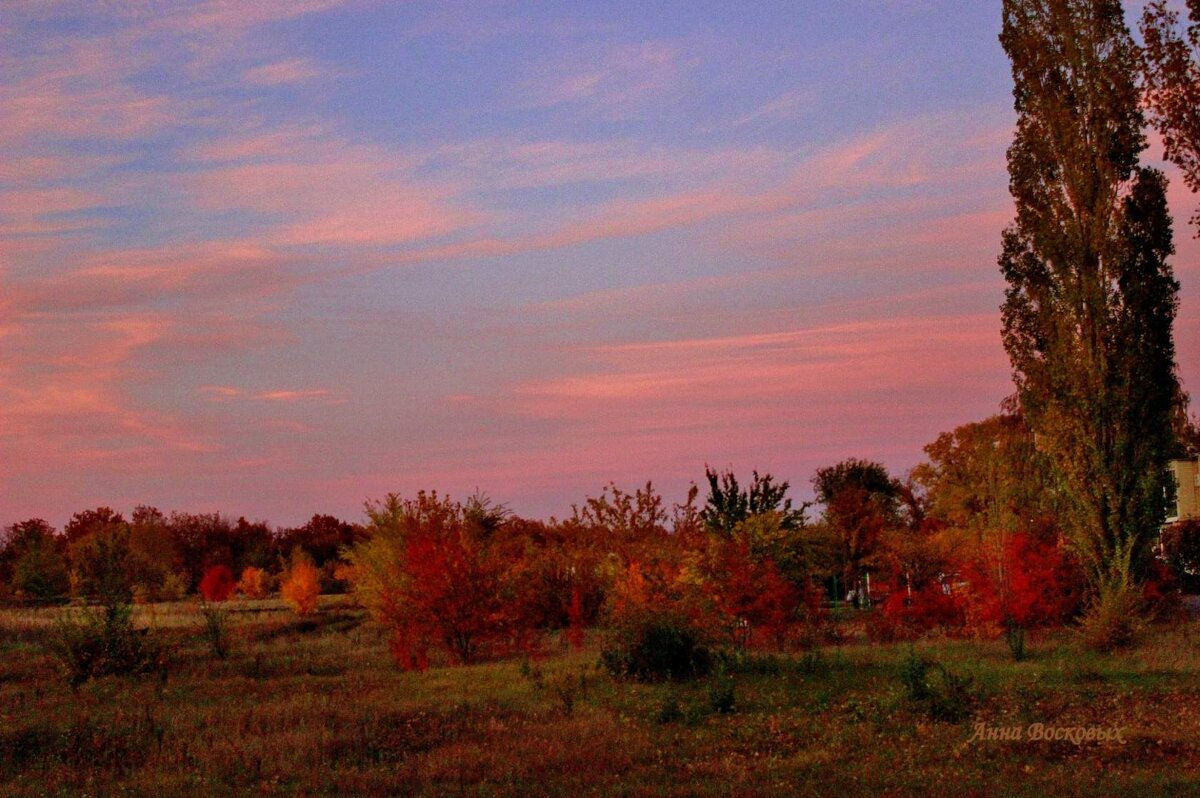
left=237, top=566, right=272, bottom=600
left=281, top=552, right=320, bottom=616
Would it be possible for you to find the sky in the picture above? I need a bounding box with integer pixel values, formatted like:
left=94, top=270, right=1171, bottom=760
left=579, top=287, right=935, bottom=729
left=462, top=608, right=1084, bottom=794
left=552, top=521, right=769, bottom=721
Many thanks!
left=2, top=1, right=1197, bottom=529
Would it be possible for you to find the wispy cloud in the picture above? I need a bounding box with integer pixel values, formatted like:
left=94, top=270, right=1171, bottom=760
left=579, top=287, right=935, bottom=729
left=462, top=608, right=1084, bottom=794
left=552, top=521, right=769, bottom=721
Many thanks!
left=242, top=58, right=325, bottom=86
left=183, top=130, right=478, bottom=246
left=201, top=386, right=339, bottom=403
left=730, top=90, right=813, bottom=127
left=511, top=41, right=696, bottom=117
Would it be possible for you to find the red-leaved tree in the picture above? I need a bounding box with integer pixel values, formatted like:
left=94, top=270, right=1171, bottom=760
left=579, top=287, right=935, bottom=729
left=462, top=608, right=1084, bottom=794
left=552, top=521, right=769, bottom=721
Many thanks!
left=199, top=564, right=236, bottom=602
left=381, top=512, right=540, bottom=669
left=703, top=539, right=803, bottom=649
left=1000, top=534, right=1082, bottom=629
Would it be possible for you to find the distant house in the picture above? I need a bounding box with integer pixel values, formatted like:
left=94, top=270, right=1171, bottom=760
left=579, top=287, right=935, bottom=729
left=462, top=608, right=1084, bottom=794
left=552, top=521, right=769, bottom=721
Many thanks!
left=1167, top=457, right=1200, bottom=524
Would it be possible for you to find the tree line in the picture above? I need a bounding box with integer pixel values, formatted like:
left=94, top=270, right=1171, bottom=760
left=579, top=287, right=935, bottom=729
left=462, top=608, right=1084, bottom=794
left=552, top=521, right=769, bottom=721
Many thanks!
left=4, top=407, right=1197, bottom=663
left=0, top=509, right=360, bottom=605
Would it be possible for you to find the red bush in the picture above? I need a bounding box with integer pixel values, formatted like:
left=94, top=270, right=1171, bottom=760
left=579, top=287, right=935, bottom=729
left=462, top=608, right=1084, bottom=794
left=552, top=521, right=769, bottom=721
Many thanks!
left=1001, top=534, right=1081, bottom=628
left=879, top=581, right=964, bottom=638
left=198, top=564, right=235, bottom=602
left=382, top=519, right=541, bottom=669
left=955, top=533, right=1083, bottom=639
left=707, top=541, right=802, bottom=648
left=1142, top=558, right=1183, bottom=620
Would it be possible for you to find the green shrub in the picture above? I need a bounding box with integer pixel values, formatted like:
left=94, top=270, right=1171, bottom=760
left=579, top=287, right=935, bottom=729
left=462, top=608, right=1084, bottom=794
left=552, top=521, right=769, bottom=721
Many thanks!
left=1078, top=582, right=1143, bottom=652
left=11, top=535, right=70, bottom=603
left=655, top=694, right=684, bottom=724
left=49, top=603, right=167, bottom=687
left=522, top=659, right=590, bottom=717
left=600, top=609, right=712, bottom=682
left=1004, top=624, right=1027, bottom=661
left=898, top=650, right=974, bottom=723
left=707, top=669, right=736, bottom=714
left=796, top=649, right=828, bottom=676
left=549, top=668, right=588, bottom=717
left=200, top=604, right=230, bottom=659
left=159, top=572, right=189, bottom=602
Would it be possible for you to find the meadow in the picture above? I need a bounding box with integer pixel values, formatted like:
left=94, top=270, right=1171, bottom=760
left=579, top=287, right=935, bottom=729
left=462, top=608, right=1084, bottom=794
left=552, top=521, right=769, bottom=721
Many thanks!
left=3, top=597, right=1199, bottom=797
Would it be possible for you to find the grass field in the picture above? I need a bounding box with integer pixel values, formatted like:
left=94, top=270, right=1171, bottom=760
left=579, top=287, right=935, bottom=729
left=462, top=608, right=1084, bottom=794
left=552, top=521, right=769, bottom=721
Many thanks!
left=3, top=598, right=1200, bottom=797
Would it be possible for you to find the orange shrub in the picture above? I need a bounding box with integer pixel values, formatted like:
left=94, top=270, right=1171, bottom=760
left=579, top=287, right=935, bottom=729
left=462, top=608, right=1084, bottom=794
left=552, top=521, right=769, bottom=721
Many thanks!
left=237, top=566, right=271, bottom=599
left=281, top=554, right=320, bottom=616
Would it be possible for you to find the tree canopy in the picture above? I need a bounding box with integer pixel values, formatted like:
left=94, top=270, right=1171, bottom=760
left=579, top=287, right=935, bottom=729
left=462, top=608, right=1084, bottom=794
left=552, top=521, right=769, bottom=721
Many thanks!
left=999, top=0, right=1182, bottom=589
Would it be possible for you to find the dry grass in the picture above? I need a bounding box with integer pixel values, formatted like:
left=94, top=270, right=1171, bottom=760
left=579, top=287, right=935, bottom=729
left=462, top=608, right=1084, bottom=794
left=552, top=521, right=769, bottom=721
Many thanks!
left=2, top=599, right=1200, bottom=796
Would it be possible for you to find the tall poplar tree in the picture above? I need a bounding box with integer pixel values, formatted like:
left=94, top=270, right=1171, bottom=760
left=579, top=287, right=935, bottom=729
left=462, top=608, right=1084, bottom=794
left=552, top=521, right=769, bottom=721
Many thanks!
left=998, top=0, right=1181, bottom=594
left=1141, top=0, right=1200, bottom=233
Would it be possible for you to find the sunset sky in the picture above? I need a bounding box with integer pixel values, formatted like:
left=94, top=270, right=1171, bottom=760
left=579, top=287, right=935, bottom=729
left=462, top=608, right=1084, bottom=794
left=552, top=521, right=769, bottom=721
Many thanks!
left=2, top=0, right=1197, bottom=528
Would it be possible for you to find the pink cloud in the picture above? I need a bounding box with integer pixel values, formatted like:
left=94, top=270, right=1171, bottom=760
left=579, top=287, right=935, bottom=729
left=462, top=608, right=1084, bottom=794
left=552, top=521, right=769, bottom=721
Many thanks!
left=350, top=111, right=1009, bottom=272
left=421, top=137, right=783, bottom=193
left=200, top=386, right=338, bottom=404
left=255, top=389, right=331, bottom=402
left=157, top=0, right=347, bottom=32
left=513, top=40, right=692, bottom=116
left=729, top=90, right=814, bottom=127
left=10, top=242, right=296, bottom=313
left=16, top=0, right=347, bottom=35
left=187, top=126, right=330, bottom=163
left=0, top=309, right=218, bottom=477
left=0, top=187, right=107, bottom=237
left=183, top=134, right=477, bottom=246
left=516, top=315, right=1006, bottom=414
left=242, top=58, right=324, bottom=86
left=368, top=308, right=1009, bottom=514
left=0, top=41, right=175, bottom=147
left=0, top=153, right=121, bottom=184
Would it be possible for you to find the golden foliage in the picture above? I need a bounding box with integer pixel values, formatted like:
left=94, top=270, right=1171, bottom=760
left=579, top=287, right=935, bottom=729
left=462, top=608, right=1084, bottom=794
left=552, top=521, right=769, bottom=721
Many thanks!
left=237, top=566, right=272, bottom=600
left=281, top=554, right=320, bottom=616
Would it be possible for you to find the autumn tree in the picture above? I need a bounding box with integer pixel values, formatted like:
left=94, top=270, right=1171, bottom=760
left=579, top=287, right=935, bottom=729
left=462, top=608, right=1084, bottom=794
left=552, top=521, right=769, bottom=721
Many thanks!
left=199, top=564, right=236, bottom=602
left=1, top=519, right=69, bottom=602
left=570, top=481, right=675, bottom=564
left=812, top=459, right=901, bottom=604
left=127, top=506, right=184, bottom=602
left=1159, top=519, right=1200, bottom=593
left=165, top=512, right=234, bottom=590
left=237, top=566, right=272, bottom=599
left=878, top=480, right=956, bottom=603
left=912, top=412, right=1062, bottom=540
left=346, top=491, right=462, bottom=617
left=63, top=507, right=125, bottom=545
left=348, top=492, right=540, bottom=668
left=278, top=514, right=361, bottom=568
left=281, top=551, right=321, bottom=616
left=68, top=517, right=135, bottom=602
left=230, top=517, right=276, bottom=573
left=999, top=0, right=1182, bottom=606
left=700, top=468, right=808, bottom=536
left=1142, top=0, right=1200, bottom=232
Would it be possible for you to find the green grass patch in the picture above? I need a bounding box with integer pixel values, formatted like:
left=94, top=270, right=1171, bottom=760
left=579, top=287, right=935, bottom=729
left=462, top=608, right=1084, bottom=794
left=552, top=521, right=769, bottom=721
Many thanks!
left=1, top=601, right=1199, bottom=795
